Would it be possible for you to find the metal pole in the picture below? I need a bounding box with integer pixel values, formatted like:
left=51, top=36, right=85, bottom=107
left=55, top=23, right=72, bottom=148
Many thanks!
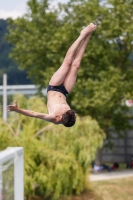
left=3, top=74, right=7, bottom=121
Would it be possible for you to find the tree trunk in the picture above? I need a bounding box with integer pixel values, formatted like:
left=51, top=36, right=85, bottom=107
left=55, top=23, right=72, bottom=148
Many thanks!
left=95, top=148, right=103, bottom=166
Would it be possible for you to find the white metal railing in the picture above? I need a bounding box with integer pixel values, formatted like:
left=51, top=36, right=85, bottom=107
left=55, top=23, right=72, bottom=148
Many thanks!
left=0, top=147, right=24, bottom=200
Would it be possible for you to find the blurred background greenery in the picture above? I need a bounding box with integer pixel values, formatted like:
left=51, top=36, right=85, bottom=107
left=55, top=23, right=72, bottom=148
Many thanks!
left=0, top=94, right=105, bottom=199
left=0, top=0, right=133, bottom=199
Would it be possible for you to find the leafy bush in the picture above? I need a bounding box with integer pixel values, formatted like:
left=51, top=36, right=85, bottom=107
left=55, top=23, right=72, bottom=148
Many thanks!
left=0, top=95, right=105, bottom=200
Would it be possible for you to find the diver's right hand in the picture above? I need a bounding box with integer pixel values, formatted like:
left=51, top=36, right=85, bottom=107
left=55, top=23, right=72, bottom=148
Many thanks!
left=7, top=100, right=18, bottom=112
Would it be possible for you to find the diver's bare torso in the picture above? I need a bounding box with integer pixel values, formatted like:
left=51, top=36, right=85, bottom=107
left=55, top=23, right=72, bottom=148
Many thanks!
left=47, top=91, right=70, bottom=124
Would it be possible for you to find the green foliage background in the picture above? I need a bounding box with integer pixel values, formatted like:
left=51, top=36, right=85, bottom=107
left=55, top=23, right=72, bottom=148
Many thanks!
left=6, top=0, right=133, bottom=138
left=0, top=95, right=105, bottom=199
left=1, top=0, right=133, bottom=198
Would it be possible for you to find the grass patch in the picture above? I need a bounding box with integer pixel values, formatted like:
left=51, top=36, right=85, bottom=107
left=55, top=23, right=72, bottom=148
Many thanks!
left=59, top=189, right=102, bottom=200
left=91, top=177, right=133, bottom=200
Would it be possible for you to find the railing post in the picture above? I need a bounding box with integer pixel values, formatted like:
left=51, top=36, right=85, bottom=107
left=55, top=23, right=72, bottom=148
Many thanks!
left=3, top=74, right=7, bottom=121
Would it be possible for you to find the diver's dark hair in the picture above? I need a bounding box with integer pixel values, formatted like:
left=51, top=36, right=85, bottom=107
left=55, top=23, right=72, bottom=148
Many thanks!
left=62, top=110, right=76, bottom=127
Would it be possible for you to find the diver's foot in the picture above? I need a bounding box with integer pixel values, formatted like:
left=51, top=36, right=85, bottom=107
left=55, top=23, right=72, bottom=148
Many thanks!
left=80, top=23, right=97, bottom=38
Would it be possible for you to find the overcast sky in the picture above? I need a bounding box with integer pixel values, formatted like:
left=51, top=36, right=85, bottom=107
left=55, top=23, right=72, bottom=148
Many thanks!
left=0, top=0, right=66, bottom=19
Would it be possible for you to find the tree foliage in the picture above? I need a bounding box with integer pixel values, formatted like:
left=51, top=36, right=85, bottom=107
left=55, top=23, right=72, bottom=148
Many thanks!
left=6, top=0, right=64, bottom=87
left=6, top=0, right=133, bottom=135
left=3, top=0, right=133, bottom=195
left=59, top=0, right=133, bottom=132
left=0, top=95, right=105, bottom=199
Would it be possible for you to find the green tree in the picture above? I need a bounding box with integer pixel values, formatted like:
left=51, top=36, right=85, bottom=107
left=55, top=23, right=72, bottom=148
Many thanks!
left=6, top=0, right=63, bottom=87
left=66, top=0, right=133, bottom=146
left=0, top=94, right=105, bottom=199
left=6, top=0, right=133, bottom=161
left=61, top=0, right=133, bottom=162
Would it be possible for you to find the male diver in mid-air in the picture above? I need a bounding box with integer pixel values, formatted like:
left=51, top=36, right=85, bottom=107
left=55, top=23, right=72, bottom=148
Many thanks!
left=7, top=23, right=97, bottom=127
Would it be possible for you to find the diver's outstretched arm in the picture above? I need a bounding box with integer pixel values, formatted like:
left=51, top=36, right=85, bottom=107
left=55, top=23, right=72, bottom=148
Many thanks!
left=7, top=100, right=54, bottom=122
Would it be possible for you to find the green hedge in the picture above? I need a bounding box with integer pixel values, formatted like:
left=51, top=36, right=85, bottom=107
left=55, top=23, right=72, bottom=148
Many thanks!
left=0, top=95, right=105, bottom=199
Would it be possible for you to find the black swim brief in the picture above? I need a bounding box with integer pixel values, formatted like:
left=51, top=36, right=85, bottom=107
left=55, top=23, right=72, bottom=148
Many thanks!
left=47, top=84, right=69, bottom=97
